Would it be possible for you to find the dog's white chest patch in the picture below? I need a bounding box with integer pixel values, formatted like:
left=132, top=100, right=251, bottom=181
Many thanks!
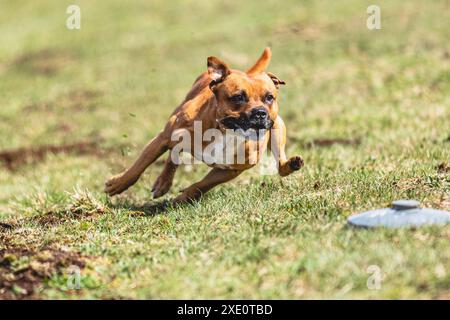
left=201, top=130, right=268, bottom=168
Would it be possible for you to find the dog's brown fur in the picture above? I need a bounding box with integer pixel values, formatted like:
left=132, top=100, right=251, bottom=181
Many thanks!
left=105, top=48, right=303, bottom=203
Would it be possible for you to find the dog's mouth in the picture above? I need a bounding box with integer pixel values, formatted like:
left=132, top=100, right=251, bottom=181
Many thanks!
left=218, top=115, right=274, bottom=132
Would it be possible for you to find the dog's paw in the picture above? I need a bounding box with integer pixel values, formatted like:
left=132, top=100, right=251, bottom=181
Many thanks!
left=289, top=156, right=304, bottom=171
left=151, top=176, right=172, bottom=199
left=171, top=193, right=189, bottom=206
left=172, top=188, right=202, bottom=205
left=105, top=173, right=136, bottom=196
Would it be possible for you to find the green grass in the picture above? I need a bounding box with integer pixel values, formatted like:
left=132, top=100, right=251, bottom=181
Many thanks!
left=0, top=0, right=449, bottom=299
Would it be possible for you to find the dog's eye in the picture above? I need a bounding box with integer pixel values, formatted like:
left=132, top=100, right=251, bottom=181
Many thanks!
left=229, top=93, right=246, bottom=104
left=265, top=93, right=275, bottom=104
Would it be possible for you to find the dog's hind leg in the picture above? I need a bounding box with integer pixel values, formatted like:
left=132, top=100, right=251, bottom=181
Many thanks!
left=269, top=116, right=304, bottom=177
left=173, top=168, right=242, bottom=204
left=151, top=151, right=178, bottom=199
left=105, top=131, right=170, bottom=196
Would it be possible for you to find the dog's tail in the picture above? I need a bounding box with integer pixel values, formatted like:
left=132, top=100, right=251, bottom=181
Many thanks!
left=246, top=47, right=271, bottom=75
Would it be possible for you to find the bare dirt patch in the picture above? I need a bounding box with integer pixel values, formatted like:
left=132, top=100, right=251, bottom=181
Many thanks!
left=293, top=137, right=361, bottom=149
left=0, top=231, right=86, bottom=300
left=34, top=202, right=107, bottom=227
left=436, top=163, right=449, bottom=173
left=0, top=189, right=108, bottom=298
left=392, top=177, right=423, bottom=191
left=23, top=89, right=102, bottom=112
left=12, top=49, right=74, bottom=76
left=0, top=247, right=85, bottom=299
left=0, top=222, right=15, bottom=230
left=0, top=140, right=109, bottom=171
left=30, top=189, right=110, bottom=227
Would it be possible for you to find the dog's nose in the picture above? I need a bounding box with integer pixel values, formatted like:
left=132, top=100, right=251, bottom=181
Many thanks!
left=252, top=107, right=268, bottom=120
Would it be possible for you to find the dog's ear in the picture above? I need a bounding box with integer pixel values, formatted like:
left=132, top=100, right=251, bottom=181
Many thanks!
left=247, top=47, right=271, bottom=75
left=207, top=56, right=230, bottom=88
left=267, top=72, right=286, bottom=88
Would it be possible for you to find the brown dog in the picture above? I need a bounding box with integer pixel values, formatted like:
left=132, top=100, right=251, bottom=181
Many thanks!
left=105, top=48, right=303, bottom=203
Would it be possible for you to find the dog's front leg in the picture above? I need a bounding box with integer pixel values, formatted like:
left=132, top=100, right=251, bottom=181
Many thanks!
left=105, top=132, right=169, bottom=196
left=173, top=168, right=242, bottom=204
left=269, top=116, right=304, bottom=177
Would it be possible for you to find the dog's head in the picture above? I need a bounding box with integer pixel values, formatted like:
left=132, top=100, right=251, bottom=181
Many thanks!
left=208, top=48, right=285, bottom=133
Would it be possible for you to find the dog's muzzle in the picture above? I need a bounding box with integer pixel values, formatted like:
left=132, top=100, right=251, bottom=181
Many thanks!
left=218, top=107, right=274, bottom=131
left=248, top=107, right=272, bottom=130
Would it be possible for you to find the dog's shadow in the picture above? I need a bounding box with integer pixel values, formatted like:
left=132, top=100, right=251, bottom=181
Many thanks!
left=111, top=199, right=173, bottom=217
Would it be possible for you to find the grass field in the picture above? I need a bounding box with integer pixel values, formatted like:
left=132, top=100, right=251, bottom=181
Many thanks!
left=0, top=0, right=449, bottom=299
